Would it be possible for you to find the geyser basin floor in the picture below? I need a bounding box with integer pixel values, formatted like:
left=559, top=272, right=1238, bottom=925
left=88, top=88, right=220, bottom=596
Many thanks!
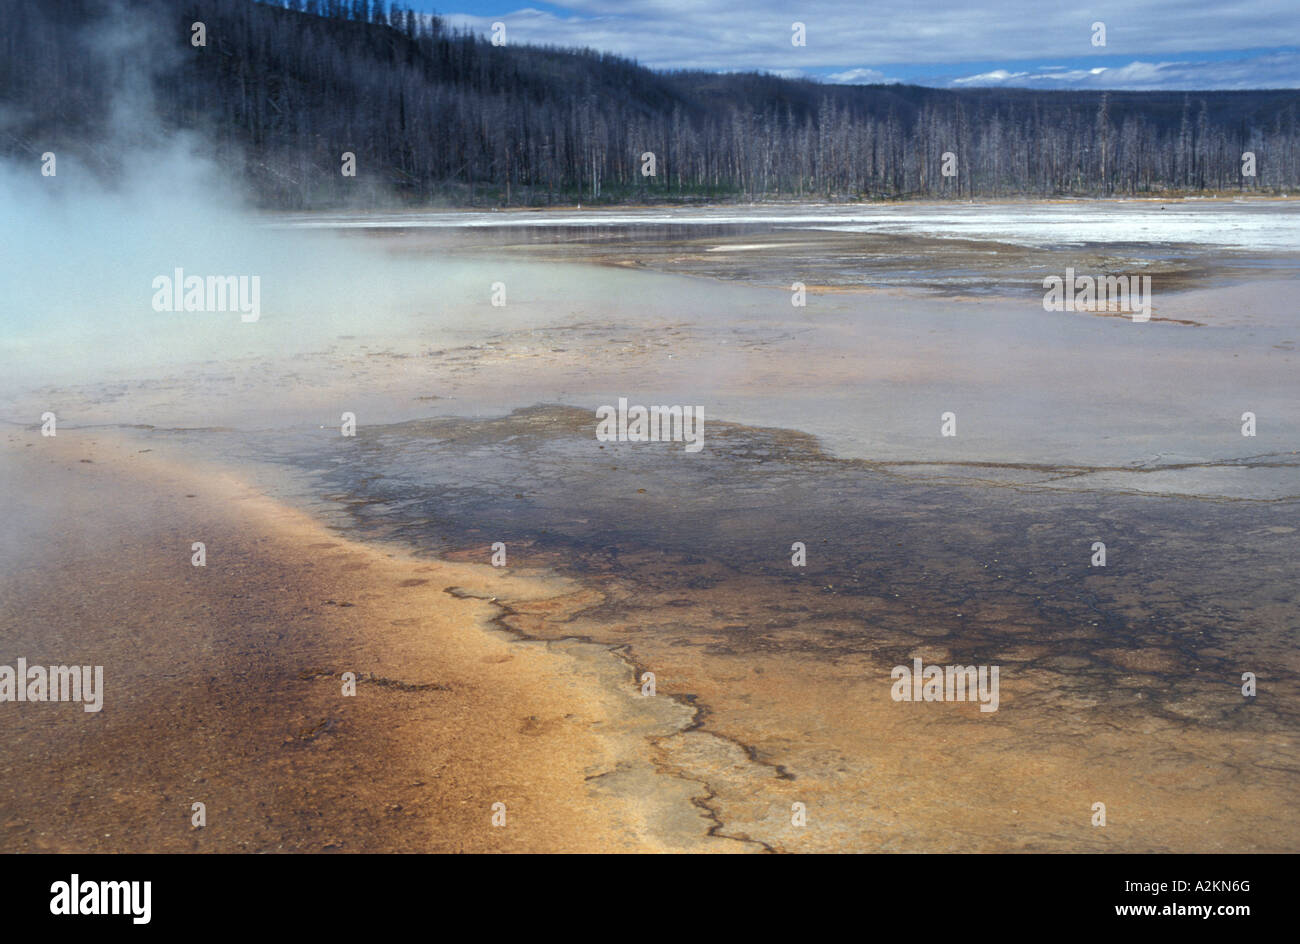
left=2, top=201, right=1297, bottom=851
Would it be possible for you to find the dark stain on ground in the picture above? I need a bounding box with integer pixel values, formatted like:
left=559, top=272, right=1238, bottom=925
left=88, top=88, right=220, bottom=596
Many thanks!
left=276, top=404, right=1300, bottom=736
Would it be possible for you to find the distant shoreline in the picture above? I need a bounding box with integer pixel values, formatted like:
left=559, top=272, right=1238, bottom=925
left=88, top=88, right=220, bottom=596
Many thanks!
left=257, top=191, right=1299, bottom=216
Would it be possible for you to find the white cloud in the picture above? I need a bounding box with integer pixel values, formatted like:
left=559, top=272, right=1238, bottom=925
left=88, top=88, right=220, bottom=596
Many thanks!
left=825, top=67, right=899, bottom=85
left=952, top=69, right=1030, bottom=85
left=438, top=2, right=1300, bottom=87
left=948, top=51, right=1300, bottom=89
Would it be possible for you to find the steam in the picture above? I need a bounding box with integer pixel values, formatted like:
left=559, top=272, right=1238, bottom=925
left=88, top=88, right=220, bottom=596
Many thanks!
left=0, top=3, right=454, bottom=394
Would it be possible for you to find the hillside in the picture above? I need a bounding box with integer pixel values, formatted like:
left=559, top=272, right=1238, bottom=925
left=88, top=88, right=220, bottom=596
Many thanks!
left=2, top=0, right=1298, bottom=207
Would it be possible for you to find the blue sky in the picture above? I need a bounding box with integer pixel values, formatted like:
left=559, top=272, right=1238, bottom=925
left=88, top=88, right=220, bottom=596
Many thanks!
left=395, top=0, right=1300, bottom=89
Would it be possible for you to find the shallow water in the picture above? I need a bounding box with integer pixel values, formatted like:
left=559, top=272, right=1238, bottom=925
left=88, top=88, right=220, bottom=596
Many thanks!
left=271, top=200, right=1300, bottom=298
left=272, top=199, right=1300, bottom=251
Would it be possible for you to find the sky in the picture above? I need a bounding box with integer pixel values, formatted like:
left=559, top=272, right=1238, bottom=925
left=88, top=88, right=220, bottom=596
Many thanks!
left=398, top=0, right=1300, bottom=90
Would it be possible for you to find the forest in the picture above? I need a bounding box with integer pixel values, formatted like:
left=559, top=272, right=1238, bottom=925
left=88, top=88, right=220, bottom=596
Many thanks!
left=3, top=0, right=1299, bottom=207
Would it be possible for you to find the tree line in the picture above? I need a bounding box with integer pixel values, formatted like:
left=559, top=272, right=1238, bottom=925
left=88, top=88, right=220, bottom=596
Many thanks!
left=3, top=0, right=1298, bottom=207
